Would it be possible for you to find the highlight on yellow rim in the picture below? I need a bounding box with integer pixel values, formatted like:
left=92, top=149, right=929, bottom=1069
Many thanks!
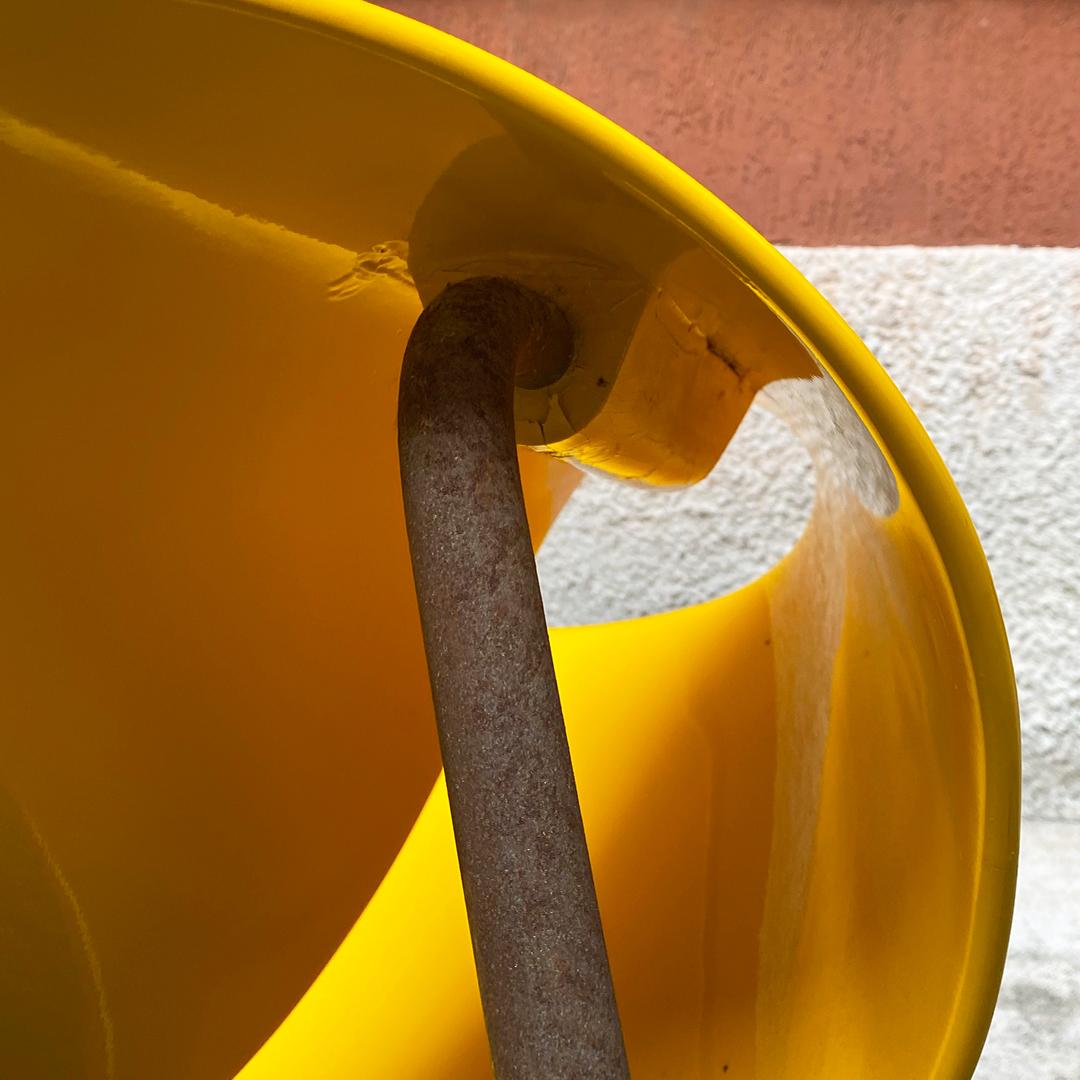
left=0, top=1, right=1018, bottom=1078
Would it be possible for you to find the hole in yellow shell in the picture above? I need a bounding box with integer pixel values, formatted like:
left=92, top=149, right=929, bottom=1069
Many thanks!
left=536, top=399, right=815, bottom=625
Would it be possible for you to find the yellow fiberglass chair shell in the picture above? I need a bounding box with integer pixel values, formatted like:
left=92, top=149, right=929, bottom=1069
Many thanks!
left=0, top=2, right=1019, bottom=1078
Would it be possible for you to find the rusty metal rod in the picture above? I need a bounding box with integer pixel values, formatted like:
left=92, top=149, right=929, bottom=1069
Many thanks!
left=397, top=277, right=630, bottom=1079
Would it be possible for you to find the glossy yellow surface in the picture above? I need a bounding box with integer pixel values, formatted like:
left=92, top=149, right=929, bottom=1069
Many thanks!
left=0, top=2, right=1018, bottom=1078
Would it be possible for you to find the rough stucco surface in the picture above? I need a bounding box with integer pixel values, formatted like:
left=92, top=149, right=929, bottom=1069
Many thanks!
left=536, top=245, right=1080, bottom=1076
left=383, top=0, right=1080, bottom=246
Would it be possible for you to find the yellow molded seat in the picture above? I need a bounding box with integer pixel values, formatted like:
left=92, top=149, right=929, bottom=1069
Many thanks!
left=0, top=2, right=1018, bottom=1077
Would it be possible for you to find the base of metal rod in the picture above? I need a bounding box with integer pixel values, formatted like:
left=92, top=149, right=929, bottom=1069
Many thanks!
left=398, top=277, right=630, bottom=1079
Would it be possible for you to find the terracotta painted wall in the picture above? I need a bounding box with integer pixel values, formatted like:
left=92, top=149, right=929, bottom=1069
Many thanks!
left=382, top=0, right=1080, bottom=245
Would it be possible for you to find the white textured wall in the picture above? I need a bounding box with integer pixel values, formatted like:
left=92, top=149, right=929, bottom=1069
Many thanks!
left=536, top=246, right=1080, bottom=1076
left=539, top=245, right=1079, bottom=821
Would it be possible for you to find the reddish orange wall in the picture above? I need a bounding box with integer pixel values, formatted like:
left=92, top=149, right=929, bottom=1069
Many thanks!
left=382, top=0, right=1080, bottom=246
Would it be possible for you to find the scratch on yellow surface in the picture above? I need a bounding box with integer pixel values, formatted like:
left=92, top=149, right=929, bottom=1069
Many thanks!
left=0, top=108, right=357, bottom=284
left=21, top=808, right=116, bottom=1080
